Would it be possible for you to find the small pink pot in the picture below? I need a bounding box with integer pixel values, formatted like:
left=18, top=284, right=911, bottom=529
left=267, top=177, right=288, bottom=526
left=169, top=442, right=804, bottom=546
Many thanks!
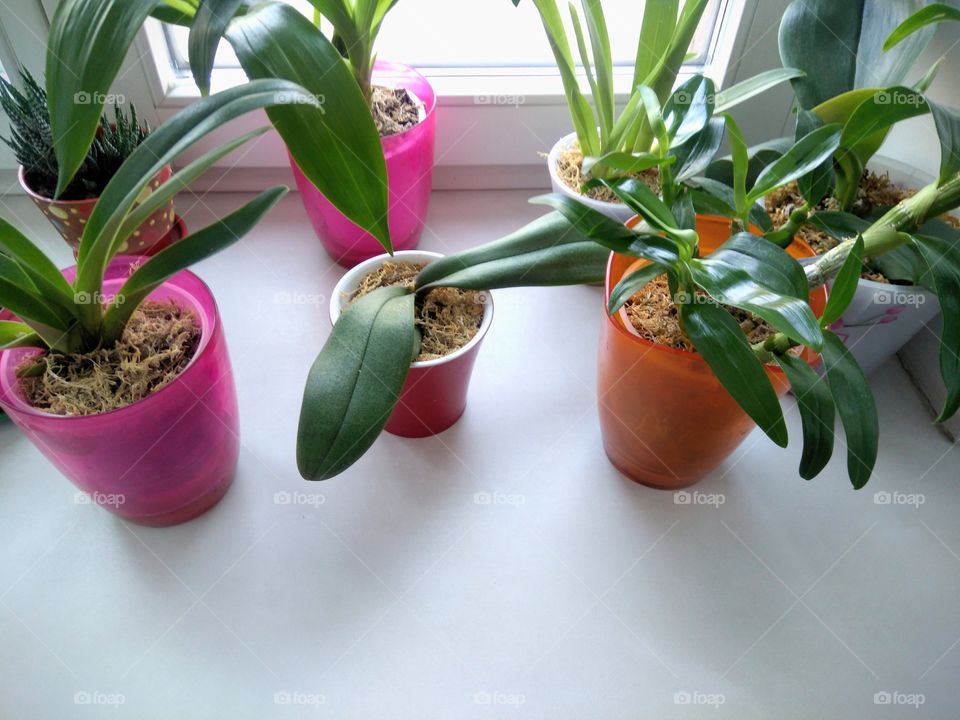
left=19, top=165, right=176, bottom=254
left=290, top=61, right=437, bottom=267
left=0, top=258, right=239, bottom=526
left=331, top=251, right=493, bottom=438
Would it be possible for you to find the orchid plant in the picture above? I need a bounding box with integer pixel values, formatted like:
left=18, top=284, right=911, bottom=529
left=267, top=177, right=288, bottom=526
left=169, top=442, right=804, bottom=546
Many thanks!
left=0, top=80, right=312, bottom=355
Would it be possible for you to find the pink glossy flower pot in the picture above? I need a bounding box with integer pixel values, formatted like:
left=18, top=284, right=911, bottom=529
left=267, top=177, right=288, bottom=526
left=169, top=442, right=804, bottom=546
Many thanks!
left=330, top=251, right=493, bottom=437
left=0, top=258, right=239, bottom=526
left=290, top=61, right=437, bottom=267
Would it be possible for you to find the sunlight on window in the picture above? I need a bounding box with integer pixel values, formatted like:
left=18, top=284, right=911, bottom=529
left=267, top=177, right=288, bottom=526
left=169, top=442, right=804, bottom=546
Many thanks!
left=163, top=0, right=723, bottom=72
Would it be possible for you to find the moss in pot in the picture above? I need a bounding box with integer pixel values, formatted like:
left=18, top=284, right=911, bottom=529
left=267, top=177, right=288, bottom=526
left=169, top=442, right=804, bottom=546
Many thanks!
left=0, top=79, right=318, bottom=525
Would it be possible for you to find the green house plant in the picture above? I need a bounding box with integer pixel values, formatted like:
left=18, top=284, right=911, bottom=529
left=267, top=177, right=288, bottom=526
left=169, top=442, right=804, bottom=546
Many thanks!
left=44, top=0, right=393, bottom=254
left=0, top=78, right=316, bottom=525
left=750, top=0, right=960, bottom=375
left=0, top=68, right=177, bottom=254
left=296, top=81, right=960, bottom=489
left=514, top=0, right=803, bottom=221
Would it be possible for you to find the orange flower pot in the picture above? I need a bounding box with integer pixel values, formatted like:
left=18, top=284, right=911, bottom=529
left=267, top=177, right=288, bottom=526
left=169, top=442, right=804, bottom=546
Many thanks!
left=597, top=215, right=827, bottom=489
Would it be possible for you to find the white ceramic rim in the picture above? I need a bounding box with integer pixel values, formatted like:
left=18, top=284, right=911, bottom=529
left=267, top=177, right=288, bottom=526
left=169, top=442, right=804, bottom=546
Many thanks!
left=329, top=250, right=494, bottom=369
left=546, top=131, right=635, bottom=218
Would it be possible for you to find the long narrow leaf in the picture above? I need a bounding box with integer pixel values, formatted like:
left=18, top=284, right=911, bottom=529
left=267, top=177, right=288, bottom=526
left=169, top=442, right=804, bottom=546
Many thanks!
left=682, top=300, right=788, bottom=447
left=775, top=352, right=836, bottom=480
left=884, top=3, right=960, bottom=51
left=820, top=236, right=864, bottom=327
left=607, top=262, right=666, bottom=314
left=189, top=0, right=247, bottom=95
left=821, top=330, right=878, bottom=488
left=713, top=68, right=806, bottom=114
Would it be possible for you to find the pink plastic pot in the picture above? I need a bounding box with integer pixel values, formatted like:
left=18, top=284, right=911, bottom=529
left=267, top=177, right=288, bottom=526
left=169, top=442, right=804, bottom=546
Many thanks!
left=0, top=258, right=239, bottom=526
left=331, top=251, right=493, bottom=437
left=290, top=61, right=437, bottom=267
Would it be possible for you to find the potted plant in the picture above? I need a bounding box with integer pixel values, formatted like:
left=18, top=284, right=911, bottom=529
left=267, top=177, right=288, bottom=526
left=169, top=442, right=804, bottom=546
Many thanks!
left=0, top=69, right=180, bottom=255
left=515, top=0, right=803, bottom=219
left=45, top=0, right=394, bottom=258
left=281, top=3, right=436, bottom=266
left=0, top=79, right=316, bottom=525
left=297, top=212, right=610, bottom=480
left=755, top=0, right=960, bottom=375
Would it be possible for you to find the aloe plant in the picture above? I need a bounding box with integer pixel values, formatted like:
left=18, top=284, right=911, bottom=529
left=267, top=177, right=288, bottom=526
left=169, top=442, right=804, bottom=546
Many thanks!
left=0, top=79, right=313, bottom=355
left=44, top=0, right=392, bottom=250
left=514, top=0, right=803, bottom=180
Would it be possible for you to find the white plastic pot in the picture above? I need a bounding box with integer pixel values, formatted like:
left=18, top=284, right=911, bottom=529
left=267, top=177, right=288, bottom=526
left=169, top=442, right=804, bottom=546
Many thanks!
left=547, top=131, right=636, bottom=225
left=828, top=157, right=943, bottom=376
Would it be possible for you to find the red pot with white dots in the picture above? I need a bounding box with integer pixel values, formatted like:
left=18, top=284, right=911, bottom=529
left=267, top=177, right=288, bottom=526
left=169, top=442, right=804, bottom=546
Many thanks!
left=18, top=164, right=176, bottom=254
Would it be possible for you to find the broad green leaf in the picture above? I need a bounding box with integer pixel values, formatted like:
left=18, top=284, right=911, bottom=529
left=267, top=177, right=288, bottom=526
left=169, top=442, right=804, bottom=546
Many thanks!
left=747, top=124, right=842, bottom=204
left=750, top=124, right=842, bottom=202
left=671, top=190, right=696, bottom=232
left=101, top=187, right=287, bottom=343
left=189, top=0, right=247, bottom=95
left=297, top=287, right=417, bottom=480
left=416, top=211, right=606, bottom=288
left=812, top=88, right=882, bottom=126
left=707, top=232, right=808, bottom=299
left=672, top=116, right=725, bottom=183
left=591, top=177, right=679, bottom=235
left=420, top=242, right=611, bottom=290
left=46, top=0, right=161, bottom=197
left=928, top=100, right=960, bottom=184
left=0, top=321, right=42, bottom=350
left=805, top=211, right=872, bottom=240
left=821, top=330, right=878, bottom=488
left=153, top=0, right=198, bottom=25
left=775, top=352, right=836, bottom=480
left=839, top=87, right=929, bottom=167
left=912, top=233, right=960, bottom=421
left=663, top=75, right=715, bottom=146
left=820, top=236, right=864, bottom=327
left=690, top=259, right=823, bottom=349
left=227, top=3, right=391, bottom=249
left=607, top=262, right=667, bottom=314
left=682, top=300, right=788, bottom=447
left=779, top=0, right=934, bottom=110
left=713, top=68, right=806, bottom=114
left=884, top=3, right=960, bottom=51
left=687, top=177, right=773, bottom=232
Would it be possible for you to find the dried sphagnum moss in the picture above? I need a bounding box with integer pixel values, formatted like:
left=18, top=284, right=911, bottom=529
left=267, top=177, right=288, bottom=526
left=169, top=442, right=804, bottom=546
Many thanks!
left=553, top=140, right=661, bottom=203
left=624, top=275, right=778, bottom=351
left=20, top=300, right=200, bottom=416
left=348, top=261, right=485, bottom=362
left=371, top=86, right=421, bottom=137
